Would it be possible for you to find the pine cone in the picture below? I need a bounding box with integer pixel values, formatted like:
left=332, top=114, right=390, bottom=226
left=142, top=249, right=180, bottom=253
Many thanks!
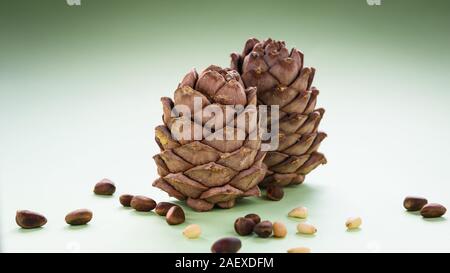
left=230, top=38, right=327, bottom=187
left=152, top=65, right=267, bottom=212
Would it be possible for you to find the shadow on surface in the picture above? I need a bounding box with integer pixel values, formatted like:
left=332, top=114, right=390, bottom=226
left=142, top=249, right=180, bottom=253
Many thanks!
left=171, top=184, right=320, bottom=215
left=422, top=217, right=447, bottom=223
left=16, top=227, right=44, bottom=234
left=296, top=233, right=317, bottom=239
left=117, top=206, right=133, bottom=211
left=92, top=194, right=115, bottom=199
left=64, top=224, right=89, bottom=231
left=404, top=211, right=421, bottom=216
left=130, top=211, right=156, bottom=217
left=346, top=227, right=362, bottom=233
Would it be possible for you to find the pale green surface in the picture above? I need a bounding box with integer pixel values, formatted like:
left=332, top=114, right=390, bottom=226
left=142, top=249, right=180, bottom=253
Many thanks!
left=1, top=0, right=450, bottom=252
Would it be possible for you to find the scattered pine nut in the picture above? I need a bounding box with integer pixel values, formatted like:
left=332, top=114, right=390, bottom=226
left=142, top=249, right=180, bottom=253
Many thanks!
left=272, top=221, right=287, bottom=238
left=297, top=222, right=317, bottom=235
left=288, top=207, right=308, bottom=219
left=403, top=196, right=427, bottom=211
left=421, top=203, right=446, bottom=218
left=183, top=224, right=202, bottom=239
left=287, top=247, right=311, bottom=253
left=345, top=217, right=362, bottom=229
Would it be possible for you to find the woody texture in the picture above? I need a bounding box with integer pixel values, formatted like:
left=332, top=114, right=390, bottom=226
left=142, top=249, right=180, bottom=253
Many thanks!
left=230, top=38, right=327, bottom=187
left=152, top=65, right=267, bottom=212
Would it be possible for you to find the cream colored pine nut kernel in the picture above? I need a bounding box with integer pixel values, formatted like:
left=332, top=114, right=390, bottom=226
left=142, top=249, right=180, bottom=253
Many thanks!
left=345, top=217, right=362, bottom=229
left=183, top=224, right=201, bottom=239
left=288, top=207, right=308, bottom=219
left=297, top=222, right=317, bottom=234
left=287, top=247, right=311, bottom=253
left=272, top=221, right=287, bottom=238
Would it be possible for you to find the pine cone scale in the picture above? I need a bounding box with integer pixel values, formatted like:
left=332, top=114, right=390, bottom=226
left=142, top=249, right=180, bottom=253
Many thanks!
left=152, top=178, right=186, bottom=201
left=163, top=173, right=208, bottom=199
left=184, top=162, right=237, bottom=187
left=172, top=141, right=220, bottom=165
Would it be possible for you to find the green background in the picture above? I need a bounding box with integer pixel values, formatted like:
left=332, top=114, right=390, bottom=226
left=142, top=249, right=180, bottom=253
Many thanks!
left=1, top=0, right=449, bottom=252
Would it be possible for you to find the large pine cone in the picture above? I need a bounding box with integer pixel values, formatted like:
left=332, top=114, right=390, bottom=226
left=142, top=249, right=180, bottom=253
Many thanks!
left=230, top=38, right=327, bottom=187
left=152, top=65, right=267, bottom=212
